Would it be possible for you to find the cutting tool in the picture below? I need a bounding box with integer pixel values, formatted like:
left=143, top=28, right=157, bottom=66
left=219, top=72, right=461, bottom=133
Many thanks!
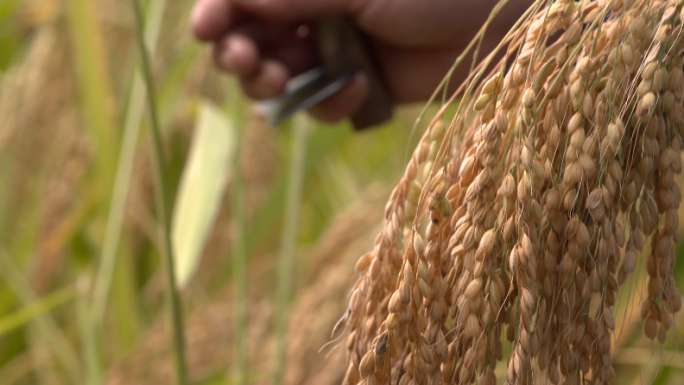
left=264, top=18, right=393, bottom=130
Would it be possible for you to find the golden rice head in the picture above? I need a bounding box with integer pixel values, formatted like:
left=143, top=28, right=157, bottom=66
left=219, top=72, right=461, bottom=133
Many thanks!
left=341, top=1, right=684, bottom=384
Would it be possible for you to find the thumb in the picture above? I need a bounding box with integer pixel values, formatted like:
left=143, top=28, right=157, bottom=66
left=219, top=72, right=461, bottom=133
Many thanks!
left=232, top=0, right=362, bottom=21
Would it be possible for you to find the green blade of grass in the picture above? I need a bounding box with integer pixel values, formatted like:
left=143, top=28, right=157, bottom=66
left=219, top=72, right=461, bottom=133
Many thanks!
left=0, top=285, right=76, bottom=338
left=273, top=113, right=310, bottom=385
left=130, top=0, right=187, bottom=383
left=65, top=0, right=117, bottom=182
left=227, top=80, right=248, bottom=385
left=232, top=157, right=248, bottom=385
left=0, top=249, right=82, bottom=384
left=90, top=0, right=168, bottom=328
left=77, top=278, right=101, bottom=385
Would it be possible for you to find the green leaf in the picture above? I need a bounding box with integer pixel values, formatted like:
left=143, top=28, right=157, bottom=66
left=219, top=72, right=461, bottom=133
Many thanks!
left=0, top=285, right=76, bottom=338
left=172, top=101, right=236, bottom=288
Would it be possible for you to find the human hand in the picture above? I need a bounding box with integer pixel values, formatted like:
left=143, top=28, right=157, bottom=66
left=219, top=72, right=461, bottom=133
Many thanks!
left=191, top=0, right=532, bottom=123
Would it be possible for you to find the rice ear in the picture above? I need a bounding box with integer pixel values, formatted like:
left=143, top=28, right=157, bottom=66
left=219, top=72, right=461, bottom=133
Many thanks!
left=340, top=2, right=684, bottom=384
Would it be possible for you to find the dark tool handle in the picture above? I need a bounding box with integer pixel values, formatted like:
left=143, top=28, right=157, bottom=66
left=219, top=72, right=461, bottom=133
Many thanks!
left=315, top=18, right=393, bottom=130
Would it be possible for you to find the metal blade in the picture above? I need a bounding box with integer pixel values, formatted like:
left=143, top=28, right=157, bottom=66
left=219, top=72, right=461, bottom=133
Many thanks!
left=264, top=67, right=356, bottom=126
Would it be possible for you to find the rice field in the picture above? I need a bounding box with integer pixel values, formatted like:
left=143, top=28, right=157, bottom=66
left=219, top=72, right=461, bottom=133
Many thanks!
left=0, top=0, right=683, bottom=385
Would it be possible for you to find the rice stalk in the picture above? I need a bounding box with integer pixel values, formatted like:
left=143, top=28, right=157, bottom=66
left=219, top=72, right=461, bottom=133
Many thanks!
left=232, top=159, right=248, bottom=385
left=91, top=0, right=168, bottom=330
left=273, top=113, right=311, bottom=385
left=64, top=0, right=117, bottom=181
left=77, top=277, right=102, bottom=385
left=229, top=80, right=249, bottom=385
left=337, top=1, right=684, bottom=384
left=130, top=0, right=187, bottom=383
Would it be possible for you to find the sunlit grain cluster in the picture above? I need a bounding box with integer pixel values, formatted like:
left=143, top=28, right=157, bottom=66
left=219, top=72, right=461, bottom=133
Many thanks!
left=338, top=0, right=684, bottom=384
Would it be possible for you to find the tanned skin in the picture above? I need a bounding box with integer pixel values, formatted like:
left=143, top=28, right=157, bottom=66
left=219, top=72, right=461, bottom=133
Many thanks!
left=191, top=0, right=533, bottom=122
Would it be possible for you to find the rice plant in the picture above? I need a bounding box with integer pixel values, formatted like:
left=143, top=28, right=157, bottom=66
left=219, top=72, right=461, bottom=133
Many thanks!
left=339, top=1, right=684, bottom=384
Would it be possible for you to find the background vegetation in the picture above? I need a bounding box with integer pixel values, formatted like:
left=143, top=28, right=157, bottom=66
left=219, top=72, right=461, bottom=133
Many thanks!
left=0, top=0, right=683, bottom=384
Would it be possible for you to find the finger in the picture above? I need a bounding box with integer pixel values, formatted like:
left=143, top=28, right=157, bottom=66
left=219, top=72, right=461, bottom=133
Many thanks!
left=227, top=19, right=300, bottom=46
left=308, top=72, right=369, bottom=123
left=373, top=43, right=462, bottom=104
left=216, top=20, right=318, bottom=78
left=213, top=34, right=260, bottom=77
left=191, top=0, right=239, bottom=41
left=231, top=0, right=357, bottom=21
left=240, top=59, right=290, bottom=99
left=260, top=37, right=318, bottom=76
